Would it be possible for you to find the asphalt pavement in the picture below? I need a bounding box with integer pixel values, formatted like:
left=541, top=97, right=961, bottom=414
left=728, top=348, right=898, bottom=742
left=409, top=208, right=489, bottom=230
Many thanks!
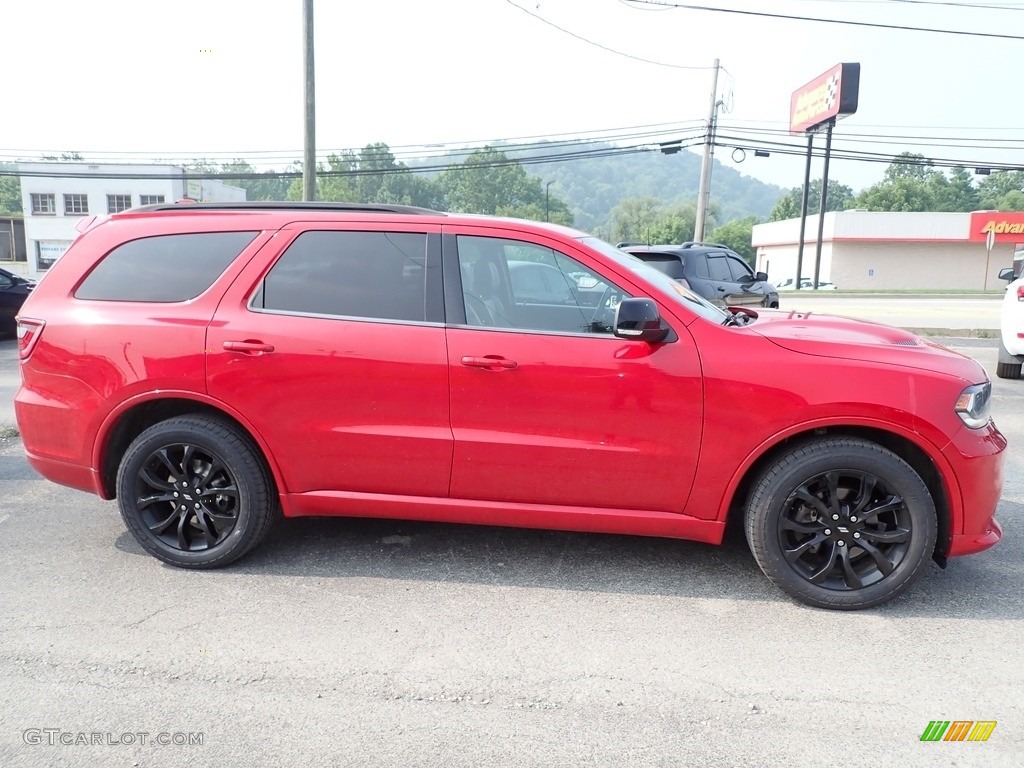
left=778, top=293, right=1002, bottom=333
left=0, top=332, right=1022, bottom=767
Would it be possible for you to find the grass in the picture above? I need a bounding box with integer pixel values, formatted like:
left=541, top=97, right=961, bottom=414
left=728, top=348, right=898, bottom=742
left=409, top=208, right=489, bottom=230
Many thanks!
left=0, top=424, right=20, bottom=440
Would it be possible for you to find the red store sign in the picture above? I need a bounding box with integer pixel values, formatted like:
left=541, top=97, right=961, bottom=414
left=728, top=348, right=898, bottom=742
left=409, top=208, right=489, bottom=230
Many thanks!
left=969, top=211, right=1024, bottom=242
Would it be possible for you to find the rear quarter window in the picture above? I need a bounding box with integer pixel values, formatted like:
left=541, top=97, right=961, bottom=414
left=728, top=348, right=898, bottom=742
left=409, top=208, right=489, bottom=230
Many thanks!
left=74, top=231, right=258, bottom=302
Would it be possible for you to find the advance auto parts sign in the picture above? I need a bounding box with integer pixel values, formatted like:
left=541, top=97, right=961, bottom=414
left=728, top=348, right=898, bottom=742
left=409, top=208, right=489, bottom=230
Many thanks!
left=969, top=211, right=1024, bottom=242
left=790, top=63, right=861, bottom=134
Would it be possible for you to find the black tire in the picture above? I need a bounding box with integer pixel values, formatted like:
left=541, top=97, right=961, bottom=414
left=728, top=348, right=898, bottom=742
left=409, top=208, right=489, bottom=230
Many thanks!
left=116, top=415, right=278, bottom=568
left=745, top=437, right=937, bottom=610
left=996, top=338, right=1022, bottom=380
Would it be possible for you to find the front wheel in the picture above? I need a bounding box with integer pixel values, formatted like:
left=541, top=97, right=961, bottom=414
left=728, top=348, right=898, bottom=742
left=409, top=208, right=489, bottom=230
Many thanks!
left=745, top=438, right=937, bottom=610
left=116, top=415, right=278, bottom=568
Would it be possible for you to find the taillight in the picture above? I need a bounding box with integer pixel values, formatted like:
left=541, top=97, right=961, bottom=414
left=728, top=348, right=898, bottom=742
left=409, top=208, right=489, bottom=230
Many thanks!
left=1017, top=284, right=1024, bottom=301
left=16, top=318, right=45, bottom=359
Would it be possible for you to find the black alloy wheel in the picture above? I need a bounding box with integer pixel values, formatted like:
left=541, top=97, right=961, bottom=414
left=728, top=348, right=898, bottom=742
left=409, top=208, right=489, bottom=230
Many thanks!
left=117, top=415, right=278, bottom=568
left=134, top=443, right=239, bottom=552
left=745, top=438, right=937, bottom=610
left=777, top=469, right=912, bottom=591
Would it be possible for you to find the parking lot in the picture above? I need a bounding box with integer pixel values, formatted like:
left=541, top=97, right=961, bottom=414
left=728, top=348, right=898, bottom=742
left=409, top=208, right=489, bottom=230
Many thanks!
left=0, top=334, right=1021, bottom=767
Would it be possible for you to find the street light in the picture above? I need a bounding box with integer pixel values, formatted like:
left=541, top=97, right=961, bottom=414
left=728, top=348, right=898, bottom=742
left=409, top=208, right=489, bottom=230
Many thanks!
left=545, top=180, right=554, bottom=222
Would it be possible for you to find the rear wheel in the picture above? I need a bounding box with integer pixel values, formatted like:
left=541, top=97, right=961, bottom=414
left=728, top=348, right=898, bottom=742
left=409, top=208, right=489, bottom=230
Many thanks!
left=116, top=415, right=278, bottom=568
left=996, top=338, right=1022, bottom=380
left=745, top=438, right=936, bottom=610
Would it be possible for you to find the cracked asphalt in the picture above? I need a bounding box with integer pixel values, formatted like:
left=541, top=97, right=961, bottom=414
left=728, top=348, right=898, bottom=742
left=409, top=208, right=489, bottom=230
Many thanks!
left=0, top=338, right=1022, bottom=767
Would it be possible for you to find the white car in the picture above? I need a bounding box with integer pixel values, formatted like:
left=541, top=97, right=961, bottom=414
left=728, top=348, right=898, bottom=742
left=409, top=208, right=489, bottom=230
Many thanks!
left=777, top=277, right=838, bottom=291
left=998, top=268, right=1024, bottom=379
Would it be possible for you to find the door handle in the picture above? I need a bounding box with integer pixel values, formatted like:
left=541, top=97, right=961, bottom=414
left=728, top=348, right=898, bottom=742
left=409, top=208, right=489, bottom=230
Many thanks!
left=223, top=340, right=275, bottom=355
left=461, top=355, right=518, bottom=371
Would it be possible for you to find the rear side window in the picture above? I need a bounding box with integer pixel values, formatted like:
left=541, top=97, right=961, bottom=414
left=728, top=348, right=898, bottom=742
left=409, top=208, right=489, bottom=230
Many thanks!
left=636, top=254, right=684, bottom=281
left=256, top=230, right=427, bottom=322
left=75, top=231, right=257, bottom=302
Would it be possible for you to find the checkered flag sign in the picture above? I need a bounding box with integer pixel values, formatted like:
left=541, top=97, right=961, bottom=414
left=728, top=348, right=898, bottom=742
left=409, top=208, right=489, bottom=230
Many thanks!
left=824, top=74, right=840, bottom=111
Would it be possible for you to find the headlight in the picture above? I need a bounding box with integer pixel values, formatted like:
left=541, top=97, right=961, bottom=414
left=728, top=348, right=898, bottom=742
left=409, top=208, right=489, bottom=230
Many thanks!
left=955, top=382, right=992, bottom=429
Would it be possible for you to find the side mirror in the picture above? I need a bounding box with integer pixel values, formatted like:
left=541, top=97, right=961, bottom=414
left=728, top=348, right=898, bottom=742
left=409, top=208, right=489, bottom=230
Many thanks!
left=613, top=298, right=669, bottom=343
left=755, top=271, right=769, bottom=282
left=998, top=267, right=1016, bottom=282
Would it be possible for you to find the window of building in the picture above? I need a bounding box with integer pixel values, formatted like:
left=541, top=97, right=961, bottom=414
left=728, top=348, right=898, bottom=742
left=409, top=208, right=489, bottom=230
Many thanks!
left=30, top=194, right=56, bottom=216
left=75, top=232, right=257, bottom=301
left=139, top=195, right=165, bottom=206
left=107, top=194, right=133, bottom=213
left=255, top=231, right=428, bottom=323
left=63, top=194, right=89, bottom=215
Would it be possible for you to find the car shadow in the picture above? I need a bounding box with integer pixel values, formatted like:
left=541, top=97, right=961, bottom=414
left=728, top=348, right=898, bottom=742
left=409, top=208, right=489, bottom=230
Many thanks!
left=113, top=500, right=1024, bottom=620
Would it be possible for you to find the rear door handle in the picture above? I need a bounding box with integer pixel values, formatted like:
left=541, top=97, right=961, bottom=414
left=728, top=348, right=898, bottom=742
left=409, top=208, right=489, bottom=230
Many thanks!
left=223, top=340, right=275, bottom=355
left=461, top=355, right=518, bottom=371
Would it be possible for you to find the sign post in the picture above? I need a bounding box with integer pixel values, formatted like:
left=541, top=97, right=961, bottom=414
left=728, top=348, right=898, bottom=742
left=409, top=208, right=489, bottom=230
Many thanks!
left=985, top=227, right=996, bottom=290
left=789, top=63, right=860, bottom=289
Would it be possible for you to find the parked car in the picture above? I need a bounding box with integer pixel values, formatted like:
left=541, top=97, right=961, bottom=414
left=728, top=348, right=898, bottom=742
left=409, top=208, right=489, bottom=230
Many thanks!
left=621, top=243, right=780, bottom=309
left=997, top=266, right=1024, bottom=379
left=507, top=260, right=579, bottom=306
left=777, top=277, right=838, bottom=291
left=14, top=202, right=1004, bottom=610
left=0, top=266, right=35, bottom=336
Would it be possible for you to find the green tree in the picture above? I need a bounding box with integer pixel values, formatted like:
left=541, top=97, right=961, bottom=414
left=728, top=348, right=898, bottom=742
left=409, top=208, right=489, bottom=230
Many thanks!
left=0, top=171, right=21, bottom=215
left=219, top=159, right=294, bottom=201
left=881, top=152, right=930, bottom=183
left=438, top=148, right=571, bottom=224
left=978, top=170, right=1024, bottom=210
left=710, top=216, right=760, bottom=265
left=927, top=166, right=980, bottom=212
left=853, top=154, right=982, bottom=213
left=769, top=179, right=854, bottom=221
left=647, top=202, right=698, bottom=244
left=609, top=196, right=665, bottom=243
left=999, top=189, right=1024, bottom=211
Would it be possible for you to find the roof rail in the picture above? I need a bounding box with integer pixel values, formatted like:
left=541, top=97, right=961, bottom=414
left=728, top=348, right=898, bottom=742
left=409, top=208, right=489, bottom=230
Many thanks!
left=126, top=201, right=446, bottom=215
left=681, top=241, right=730, bottom=250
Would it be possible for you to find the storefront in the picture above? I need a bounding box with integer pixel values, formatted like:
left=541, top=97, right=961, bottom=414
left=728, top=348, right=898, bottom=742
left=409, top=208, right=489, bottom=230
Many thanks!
left=751, top=211, right=1022, bottom=291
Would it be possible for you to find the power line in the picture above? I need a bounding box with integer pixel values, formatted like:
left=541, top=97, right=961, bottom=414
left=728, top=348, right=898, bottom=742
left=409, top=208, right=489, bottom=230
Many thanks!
left=883, top=0, right=1024, bottom=11
left=0, top=141, right=701, bottom=181
left=502, top=0, right=718, bottom=69
left=622, top=0, right=1024, bottom=39
left=0, top=122, right=708, bottom=166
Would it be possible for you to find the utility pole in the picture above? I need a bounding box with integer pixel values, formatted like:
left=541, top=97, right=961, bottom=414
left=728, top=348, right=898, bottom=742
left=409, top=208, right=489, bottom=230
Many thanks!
left=694, top=58, right=720, bottom=243
left=302, top=0, right=316, bottom=201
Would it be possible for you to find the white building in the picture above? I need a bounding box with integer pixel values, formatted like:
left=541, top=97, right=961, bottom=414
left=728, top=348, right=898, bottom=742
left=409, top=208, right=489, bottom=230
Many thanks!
left=16, top=163, right=245, bottom=279
left=752, top=211, right=1021, bottom=291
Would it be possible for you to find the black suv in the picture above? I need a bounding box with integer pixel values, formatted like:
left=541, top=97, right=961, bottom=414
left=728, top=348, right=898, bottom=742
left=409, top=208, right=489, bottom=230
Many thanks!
left=0, top=266, right=35, bottom=336
left=620, top=243, right=779, bottom=309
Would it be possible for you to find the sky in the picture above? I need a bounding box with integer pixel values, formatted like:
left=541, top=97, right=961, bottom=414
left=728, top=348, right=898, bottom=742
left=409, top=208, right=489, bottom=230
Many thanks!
left=3, top=0, right=1024, bottom=197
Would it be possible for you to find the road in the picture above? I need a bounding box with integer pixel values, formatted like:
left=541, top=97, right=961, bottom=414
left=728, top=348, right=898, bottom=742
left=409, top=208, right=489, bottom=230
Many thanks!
left=0, top=336, right=1021, bottom=767
left=778, top=294, right=1002, bottom=332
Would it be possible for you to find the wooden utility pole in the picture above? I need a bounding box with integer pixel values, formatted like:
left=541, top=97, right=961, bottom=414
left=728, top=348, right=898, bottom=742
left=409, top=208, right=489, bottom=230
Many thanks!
left=694, top=59, right=720, bottom=243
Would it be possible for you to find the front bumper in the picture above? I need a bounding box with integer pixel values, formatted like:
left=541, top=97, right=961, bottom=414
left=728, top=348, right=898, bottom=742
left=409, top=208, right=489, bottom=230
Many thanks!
left=941, top=420, right=1006, bottom=558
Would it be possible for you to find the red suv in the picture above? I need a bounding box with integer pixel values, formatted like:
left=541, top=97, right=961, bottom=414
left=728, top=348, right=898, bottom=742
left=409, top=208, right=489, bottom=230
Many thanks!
left=14, top=202, right=1005, bottom=609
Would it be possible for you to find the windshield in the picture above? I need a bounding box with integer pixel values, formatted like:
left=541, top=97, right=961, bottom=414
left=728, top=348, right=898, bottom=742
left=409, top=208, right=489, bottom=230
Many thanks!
left=579, top=236, right=728, bottom=323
